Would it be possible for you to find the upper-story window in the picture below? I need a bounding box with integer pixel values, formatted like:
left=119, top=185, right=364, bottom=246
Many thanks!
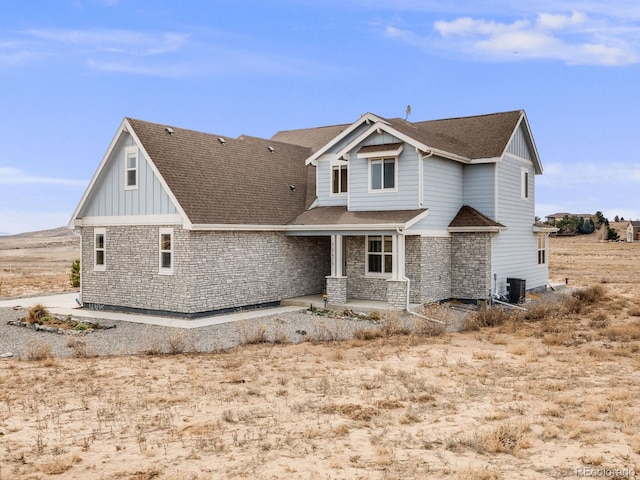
left=331, top=164, right=348, bottom=194
left=370, top=158, right=396, bottom=191
left=125, top=146, right=138, bottom=190
left=521, top=167, right=529, bottom=200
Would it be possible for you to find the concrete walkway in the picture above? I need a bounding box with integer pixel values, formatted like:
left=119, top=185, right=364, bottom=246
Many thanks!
left=0, top=293, right=306, bottom=329
left=0, top=292, right=425, bottom=329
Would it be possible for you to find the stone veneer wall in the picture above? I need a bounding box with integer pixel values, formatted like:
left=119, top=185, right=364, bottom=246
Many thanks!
left=81, top=226, right=330, bottom=315
left=345, top=236, right=388, bottom=301
left=405, top=236, right=452, bottom=304
left=450, top=232, right=492, bottom=300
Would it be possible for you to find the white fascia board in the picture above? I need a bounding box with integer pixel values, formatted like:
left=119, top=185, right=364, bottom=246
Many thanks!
left=190, top=224, right=287, bottom=231
left=404, top=209, right=430, bottom=228
left=469, top=156, right=501, bottom=165
left=305, top=113, right=389, bottom=165
left=448, top=226, right=506, bottom=233
left=334, top=122, right=470, bottom=164
left=74, top=214, right=184, bottom=227
left=533, top=225, right=559, bottom=233
left=500, top=111, right=543, bottom=175
left=124, top=119, right=192, bottom=227
left=286, top=223, right=406, bottom=232
left=69, top=119, right=129, bottom=227
left=356, top=143, right=404, bottom=159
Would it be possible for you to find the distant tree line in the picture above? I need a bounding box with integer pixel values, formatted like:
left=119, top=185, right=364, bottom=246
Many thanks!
left=547, top=211, right=619, bottom=240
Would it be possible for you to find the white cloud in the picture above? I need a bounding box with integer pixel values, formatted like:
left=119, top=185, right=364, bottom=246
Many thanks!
left=387, top=8, right=640, bottom=65
left=0, top=167, right=86, bottom=186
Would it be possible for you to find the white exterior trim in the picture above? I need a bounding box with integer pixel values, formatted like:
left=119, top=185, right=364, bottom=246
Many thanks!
left=305, top=113, right=389, bottom=165
left=448, top=226, right=506, bottom=233
left=124, top=145, right=139, bottom=190
left=94, top=227, right=106, bottom=271
left=368, top=157, right=398, bottom=193
left=159, top=227, right=174, bottom=275
left=357, top=143, right=404, bottom=159
left=75, top=214, right=184, bottom=227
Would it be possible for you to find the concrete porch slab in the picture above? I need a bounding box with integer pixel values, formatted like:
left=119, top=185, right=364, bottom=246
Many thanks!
left=282, top=294, right=422, bottom=313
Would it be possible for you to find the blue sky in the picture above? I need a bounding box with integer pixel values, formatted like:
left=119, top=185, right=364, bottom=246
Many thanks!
left=1, top=0, right=640, bottom=234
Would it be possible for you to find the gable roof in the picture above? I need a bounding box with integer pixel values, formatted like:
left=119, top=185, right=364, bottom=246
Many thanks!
left=287, top=206, right=427, bottom=230
left=126, top=118, right=313, bottom=226
left=275, top=110, right=540, bottom=173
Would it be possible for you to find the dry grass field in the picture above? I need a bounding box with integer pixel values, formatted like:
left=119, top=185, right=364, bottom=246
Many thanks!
left=2, top=231, right=640, bottom=479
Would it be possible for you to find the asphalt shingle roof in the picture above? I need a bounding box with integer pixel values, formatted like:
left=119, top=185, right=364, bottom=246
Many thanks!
left=127, top=118, right=313, bottom=225
left=288, top=206, right=426, bottom=226
left=449, top=206, right=505, bottom=229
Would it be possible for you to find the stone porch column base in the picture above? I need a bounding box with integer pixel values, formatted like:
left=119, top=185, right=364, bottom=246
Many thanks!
left=326, top=276, right=348, bottom=305
left=387, top=279, right=408, bottom=311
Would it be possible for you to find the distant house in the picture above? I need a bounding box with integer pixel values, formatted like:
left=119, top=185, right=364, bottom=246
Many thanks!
left=627, top=221, right=640, bottom=242
left=545, top=213, right=593, bottom=223
left=69, top=110, right=555, bottom=317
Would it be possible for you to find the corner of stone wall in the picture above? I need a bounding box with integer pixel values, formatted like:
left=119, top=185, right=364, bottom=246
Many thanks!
left=386, top=279, right=408, bottom=311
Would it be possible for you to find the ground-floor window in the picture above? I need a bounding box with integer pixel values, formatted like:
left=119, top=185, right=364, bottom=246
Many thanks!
left=537, top=234, right=546, bottom=265
left=159, top=228, right=173, bottom=275
left=94, top=228, right=105, bottom=271
left=366, top=235, right=393, bottom=275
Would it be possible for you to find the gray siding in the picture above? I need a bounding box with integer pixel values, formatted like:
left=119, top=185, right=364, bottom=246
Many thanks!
left=492, top=156, right=546, bottom=294
left=416, top=156, right=462, bottom=230
left=463, top=164, right=495, bottom=218
left=316, top=160, right=348, bottom=207
left=348, top=133, right=419, bottom=211
left=507, top=123, right=533, bottom=160
left=82, top=134, right=178, bottom=217
left=81, top=226, right=330, bottom=315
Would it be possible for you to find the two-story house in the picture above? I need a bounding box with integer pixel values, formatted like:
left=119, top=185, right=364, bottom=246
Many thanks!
left=70, top=110, right=554, bottom=317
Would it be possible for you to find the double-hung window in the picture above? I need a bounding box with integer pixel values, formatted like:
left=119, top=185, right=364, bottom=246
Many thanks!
left=125, top=146, right=138, bottom=190
left=370, top=158, right=396, bottom=191
left=537, top=234, right=546, bottom=265
left=94, top=228, right=106, bottom=271
left=331, top=164, right=348, bottom=194
left=366, top=235, right=393, bottom=275
left=159, top=228, right=173, bottom=275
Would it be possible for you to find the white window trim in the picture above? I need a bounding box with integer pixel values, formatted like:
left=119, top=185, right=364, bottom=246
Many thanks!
left=368, top=157, right=398, bottom=193
left=159, top=228, right=174, bottom=275
left=330, top=163, right=348, bottom=196
left=521, top=167, right=529, bottom=200
left=537, top=234, right=547, bottom=266
left=125, top=145, right=139, bottom=190
left=94, top=228, right=106, bottom=271
left=365, top=235, right=393, bottom=278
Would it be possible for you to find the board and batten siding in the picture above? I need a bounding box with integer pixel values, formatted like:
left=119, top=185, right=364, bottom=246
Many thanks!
left=347, top=133, right=419, bottom=211
left=491, top=154, right=545, bottom=294
left=463, top=163, right=495, bottom=219
left=408, top=155, right=462, bottom=231
left=82, top=134, right=178, bottom=217
left=507, top=123, right=534, bottom=160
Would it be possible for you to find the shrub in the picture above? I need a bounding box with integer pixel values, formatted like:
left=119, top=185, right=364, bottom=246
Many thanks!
left=572, top=285, right=606, bottom=305
left=70, top=259, right=80, bottom=288
left=464, top=307, right=519, bottom=330
left=26, top=304, right=51, bottom=324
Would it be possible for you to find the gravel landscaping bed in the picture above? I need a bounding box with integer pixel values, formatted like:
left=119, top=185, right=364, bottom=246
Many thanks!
left=0, top=306, right=399, bottom=359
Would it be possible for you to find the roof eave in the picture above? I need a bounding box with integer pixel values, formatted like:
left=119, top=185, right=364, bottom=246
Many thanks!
left=448, top=226, right=506, bottom=233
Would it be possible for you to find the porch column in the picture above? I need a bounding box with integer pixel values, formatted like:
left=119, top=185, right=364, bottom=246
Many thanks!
left=326, top=235, right=347, bottom=305
left=387, top=233, right=408, bottom=310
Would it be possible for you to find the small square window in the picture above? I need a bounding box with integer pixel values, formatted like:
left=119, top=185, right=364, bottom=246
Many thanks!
left=366, top=235, right=393, bottom=275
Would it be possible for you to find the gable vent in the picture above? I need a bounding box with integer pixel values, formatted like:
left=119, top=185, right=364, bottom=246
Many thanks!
left=218, top=137, right=226, bottom=144
left=268, top=146, right=275, bottom=153
left=165, top=127, right=174, bottom=135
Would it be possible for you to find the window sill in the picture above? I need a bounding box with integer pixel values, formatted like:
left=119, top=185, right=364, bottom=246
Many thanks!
left=365, top=272, right=392, bottom=279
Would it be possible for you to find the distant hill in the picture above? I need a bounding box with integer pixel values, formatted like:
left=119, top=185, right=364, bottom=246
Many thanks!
left=0, top=226, right=78, bottom=250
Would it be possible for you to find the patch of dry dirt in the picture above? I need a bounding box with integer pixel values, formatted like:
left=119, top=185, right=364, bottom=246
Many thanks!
left=1, top=233, right=640, bottom=479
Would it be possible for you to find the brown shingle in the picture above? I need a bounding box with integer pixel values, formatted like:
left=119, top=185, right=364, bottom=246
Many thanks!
left=449, top=206, right=505, bottom=228
left=272, top=123, right=349, bottom=153
left=288, top=206, right=426, bottom=226
left=127, top=119, right=312, bottom=225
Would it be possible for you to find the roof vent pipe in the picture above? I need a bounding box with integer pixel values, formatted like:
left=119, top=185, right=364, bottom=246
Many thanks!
left=165, top=127, right=174, bottom=135
left=218, top=137, right=226, bottom=144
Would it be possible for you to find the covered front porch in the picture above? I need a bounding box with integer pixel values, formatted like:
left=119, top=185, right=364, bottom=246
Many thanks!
left=286, top=206, right=432, bottom=311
